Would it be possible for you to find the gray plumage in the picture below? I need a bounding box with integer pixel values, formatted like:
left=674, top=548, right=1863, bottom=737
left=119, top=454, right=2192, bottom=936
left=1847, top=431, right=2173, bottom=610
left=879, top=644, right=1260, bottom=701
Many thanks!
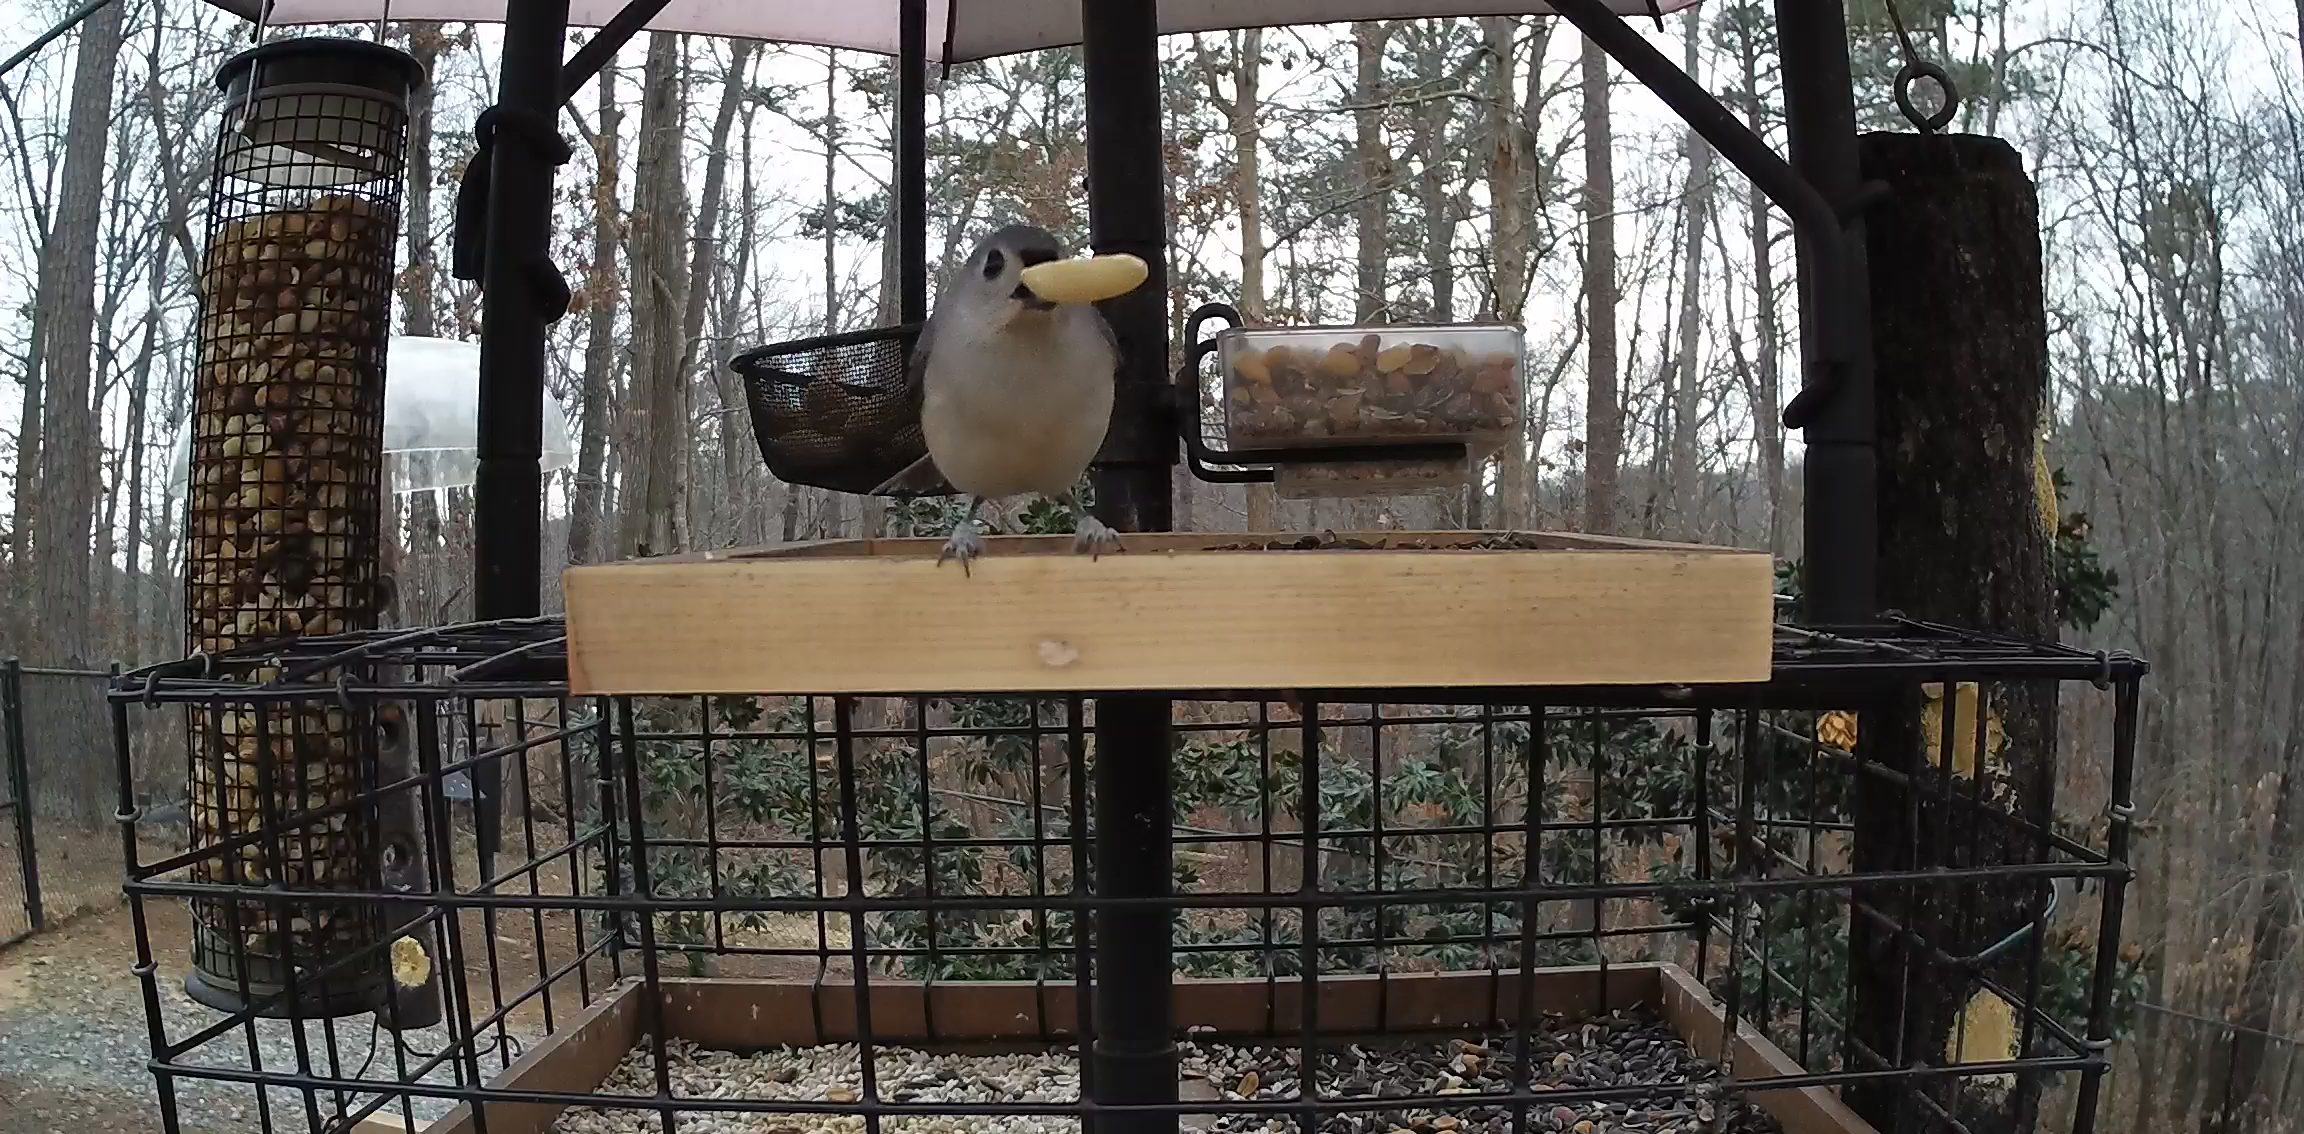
left=872, top=224, right=1123, bottom=571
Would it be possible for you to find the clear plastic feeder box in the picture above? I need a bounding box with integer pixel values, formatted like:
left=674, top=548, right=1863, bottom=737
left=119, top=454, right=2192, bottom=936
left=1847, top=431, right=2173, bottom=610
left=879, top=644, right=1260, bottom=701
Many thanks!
left=1220, top=323, right=1526, bottom=455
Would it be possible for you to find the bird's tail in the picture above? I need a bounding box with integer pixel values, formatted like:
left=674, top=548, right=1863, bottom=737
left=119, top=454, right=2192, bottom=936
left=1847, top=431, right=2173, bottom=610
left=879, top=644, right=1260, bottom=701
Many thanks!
left=870, top=452, right=947, bottom=496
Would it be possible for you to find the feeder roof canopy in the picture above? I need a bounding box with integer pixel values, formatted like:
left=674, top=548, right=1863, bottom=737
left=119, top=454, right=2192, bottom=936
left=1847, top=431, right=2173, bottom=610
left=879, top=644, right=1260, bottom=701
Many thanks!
left=205, top=1, right=1701, bottom=63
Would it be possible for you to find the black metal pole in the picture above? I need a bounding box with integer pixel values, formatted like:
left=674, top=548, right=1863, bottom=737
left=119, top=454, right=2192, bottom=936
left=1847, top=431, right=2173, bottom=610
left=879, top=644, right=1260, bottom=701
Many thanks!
left=898, top=0, right=929, bottom=323
left=472, top=1, right=572, bottom=621
left=1082, top=0, right=1176, bottom=1131
left=558, top=0, right=671, bottom=100
left=1, top=659, right=41, bottom=934
left=1775, top=1, right=1877, bottom=627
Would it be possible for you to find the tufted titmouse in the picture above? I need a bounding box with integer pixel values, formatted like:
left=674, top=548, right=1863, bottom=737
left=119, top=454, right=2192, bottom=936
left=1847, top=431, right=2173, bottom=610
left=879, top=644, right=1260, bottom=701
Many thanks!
left=871, top=224, right=1146, bottom=574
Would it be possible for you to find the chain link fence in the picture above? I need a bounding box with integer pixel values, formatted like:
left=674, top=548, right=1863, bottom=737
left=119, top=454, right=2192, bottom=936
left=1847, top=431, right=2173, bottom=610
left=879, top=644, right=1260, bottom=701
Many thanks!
left=0, top=659, right=187, bottom=941
left=2105, top=1000, right=2304, bottom=1134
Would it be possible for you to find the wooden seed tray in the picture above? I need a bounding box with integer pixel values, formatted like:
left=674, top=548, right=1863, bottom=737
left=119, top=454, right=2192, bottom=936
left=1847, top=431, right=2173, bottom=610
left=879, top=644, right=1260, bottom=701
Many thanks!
left=562, top=531, right=1774, bottom=695
left=385, top=966, right=1871, bottom=1134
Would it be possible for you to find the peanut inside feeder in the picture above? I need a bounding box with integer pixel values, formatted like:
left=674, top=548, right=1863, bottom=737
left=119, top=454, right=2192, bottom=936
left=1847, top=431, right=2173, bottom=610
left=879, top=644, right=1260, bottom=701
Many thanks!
left=183, top=192, right=398, bottom=1016
left=1218, top=323, right=1525, bottom=498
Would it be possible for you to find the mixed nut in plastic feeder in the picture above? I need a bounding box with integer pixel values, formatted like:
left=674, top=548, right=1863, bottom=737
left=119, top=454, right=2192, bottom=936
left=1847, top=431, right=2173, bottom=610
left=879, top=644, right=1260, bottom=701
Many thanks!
left=1218, top=323, right=1527, bottom=496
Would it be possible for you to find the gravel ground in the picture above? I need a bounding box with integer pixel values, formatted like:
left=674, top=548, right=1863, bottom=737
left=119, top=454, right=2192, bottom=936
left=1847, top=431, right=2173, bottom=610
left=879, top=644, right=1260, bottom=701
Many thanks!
left=8, top=906, right=1777, bottom=1134
left=0, top=899, right=541, bottom=1134
left=551, top=1010, right=1785, bottom=1134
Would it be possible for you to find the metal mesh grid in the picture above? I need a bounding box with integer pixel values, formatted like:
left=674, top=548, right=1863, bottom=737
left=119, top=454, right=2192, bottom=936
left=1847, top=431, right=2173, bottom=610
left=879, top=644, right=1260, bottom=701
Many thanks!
left=111, top=621, right=2144, bottom=1134
left=178, top=40, right=415, bottom=1016
left=732, top=324, right=956, bottom=496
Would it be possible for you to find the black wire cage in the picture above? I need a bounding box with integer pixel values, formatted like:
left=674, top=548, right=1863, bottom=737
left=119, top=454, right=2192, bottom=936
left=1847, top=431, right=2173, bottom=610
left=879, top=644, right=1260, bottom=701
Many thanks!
left=110, top=619, right=2144, bottom=1134
left=180, top=34, right=425, bottom=1018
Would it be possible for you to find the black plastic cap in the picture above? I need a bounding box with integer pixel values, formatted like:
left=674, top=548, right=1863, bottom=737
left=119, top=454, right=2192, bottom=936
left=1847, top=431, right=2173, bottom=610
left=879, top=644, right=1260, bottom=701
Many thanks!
left=215, top=35, right=429, bottom=104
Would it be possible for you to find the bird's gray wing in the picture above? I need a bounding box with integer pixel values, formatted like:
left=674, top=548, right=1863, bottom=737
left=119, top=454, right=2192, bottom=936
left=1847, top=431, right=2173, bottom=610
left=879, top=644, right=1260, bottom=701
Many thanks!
left=868, top=315, right=948, bottom=496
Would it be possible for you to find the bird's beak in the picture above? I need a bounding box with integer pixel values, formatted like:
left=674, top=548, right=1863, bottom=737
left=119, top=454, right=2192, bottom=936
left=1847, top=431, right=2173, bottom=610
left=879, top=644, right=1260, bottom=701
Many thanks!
left=1011, top=281, right=1057, bottom=312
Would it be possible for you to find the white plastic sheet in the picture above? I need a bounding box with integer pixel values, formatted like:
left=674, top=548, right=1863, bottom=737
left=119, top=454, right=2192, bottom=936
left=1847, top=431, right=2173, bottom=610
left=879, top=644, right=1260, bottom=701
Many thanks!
left=201, top=1, right=1703, bottom=63
left=168, top=335, right=576, bottom=498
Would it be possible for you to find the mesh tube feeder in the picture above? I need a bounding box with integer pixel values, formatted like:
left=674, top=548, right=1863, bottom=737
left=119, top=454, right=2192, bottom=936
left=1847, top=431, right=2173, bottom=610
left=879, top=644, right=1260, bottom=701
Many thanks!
left=180, top=36, right=425, bottom=1018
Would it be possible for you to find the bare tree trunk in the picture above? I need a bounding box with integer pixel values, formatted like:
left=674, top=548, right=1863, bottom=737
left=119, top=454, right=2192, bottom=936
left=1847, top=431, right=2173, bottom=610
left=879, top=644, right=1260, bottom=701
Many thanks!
left=568, top=61, right=623, bottom=566
left=875, top=57, right=905, bottom=327
left=619, top=33, right=692, bottom=558
left=1848, top=134, right=2056, bottom=1134
left=675, top=41, right=755, bottom=545
left=1413, top=30, right=1457, bottom=321
left=1231, top=30, right=1267, bottom=321
left=718, top=92, right=763, bottom=544
left=30, top=0, right=126, bottom=645
left=2217, top=611, right=2304, bottom=1132
left=121, top=254, right=164, bottom=661
left=1667, top=9, right=1712, bottom=536
left=7, top=198, right=60, bottom=637
left=1720, top=18, right=1786, bottom=553
left=9, top=267, right=49, bottom=606
left=1484, top=17, right=1529, bottom=527
left=1579, top=38, right=1620, bottom=536
left=1201, top=31, right=1276, bottom=529
left=27, top=0, right=125, bottom=822
left=385, top=28, right=443, bottom=613
left=823, top=50, right=841, bottom=334
left=1354, top=23, right=1393, bottom=323
left=400, top=28, right=443, bottom=338
left=442, top=488, right=473, bottom=622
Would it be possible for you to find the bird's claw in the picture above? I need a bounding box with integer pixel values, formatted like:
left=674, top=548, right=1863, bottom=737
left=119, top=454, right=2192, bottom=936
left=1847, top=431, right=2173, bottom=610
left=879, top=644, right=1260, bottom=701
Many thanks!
left=938, top=522, right=985, bottom=576
left=1072, top=515, right=1124, bottom=560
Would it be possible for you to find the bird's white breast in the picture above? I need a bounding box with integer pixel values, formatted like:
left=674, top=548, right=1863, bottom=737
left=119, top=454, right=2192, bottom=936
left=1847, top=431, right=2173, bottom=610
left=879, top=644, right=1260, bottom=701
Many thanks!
left=921, top=309, right=1117, bottom=500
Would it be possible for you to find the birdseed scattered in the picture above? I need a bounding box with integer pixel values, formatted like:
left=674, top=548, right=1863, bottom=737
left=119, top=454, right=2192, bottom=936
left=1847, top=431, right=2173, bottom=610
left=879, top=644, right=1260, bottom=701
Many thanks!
left=547, top=1008, right=1786, bottom=1134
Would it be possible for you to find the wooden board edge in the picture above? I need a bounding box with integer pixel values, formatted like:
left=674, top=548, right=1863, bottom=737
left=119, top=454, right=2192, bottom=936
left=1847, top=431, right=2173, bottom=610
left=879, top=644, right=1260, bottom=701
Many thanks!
left=415, top=981, right=645, bottom=1134
left=562, top=538, right=877, bottom=568
left=566, top=547, right=1775, bottom=697
left=656, top=968, right=1666, bottom=1048
left=568, top=531, right=1774, bottom=566
left=1653, top=963, right=1877, bottom=1134
left=461, top=969, right=1868, bottom=1132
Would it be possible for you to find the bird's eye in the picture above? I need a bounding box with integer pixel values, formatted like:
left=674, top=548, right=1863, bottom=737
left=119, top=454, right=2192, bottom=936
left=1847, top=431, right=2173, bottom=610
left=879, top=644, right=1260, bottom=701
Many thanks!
left=981, top=250, right=1005, bottom=279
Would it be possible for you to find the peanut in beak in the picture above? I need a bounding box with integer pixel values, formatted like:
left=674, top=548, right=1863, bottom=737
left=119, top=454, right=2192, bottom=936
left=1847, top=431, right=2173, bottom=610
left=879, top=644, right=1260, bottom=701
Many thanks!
left=1016, top=253, right=1149, bottom=305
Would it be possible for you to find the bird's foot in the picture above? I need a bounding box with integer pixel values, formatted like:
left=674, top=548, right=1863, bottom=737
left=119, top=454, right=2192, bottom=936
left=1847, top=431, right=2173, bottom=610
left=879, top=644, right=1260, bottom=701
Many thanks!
left=938, top=521, right=986, bottom=576
left=1071, top=515, right=1124, bottom=559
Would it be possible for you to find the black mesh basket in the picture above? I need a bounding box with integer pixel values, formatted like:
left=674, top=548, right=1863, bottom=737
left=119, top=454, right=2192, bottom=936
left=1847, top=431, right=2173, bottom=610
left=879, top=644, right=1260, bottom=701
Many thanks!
left=732, top=324, right=955, bottom=497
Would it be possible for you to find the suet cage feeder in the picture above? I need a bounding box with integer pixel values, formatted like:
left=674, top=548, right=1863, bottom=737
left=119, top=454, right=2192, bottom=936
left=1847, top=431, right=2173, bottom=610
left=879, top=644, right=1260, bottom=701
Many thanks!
left=178, top=34, right=424, bottom=1017
left=112, top=621, right=2147, bottom=1134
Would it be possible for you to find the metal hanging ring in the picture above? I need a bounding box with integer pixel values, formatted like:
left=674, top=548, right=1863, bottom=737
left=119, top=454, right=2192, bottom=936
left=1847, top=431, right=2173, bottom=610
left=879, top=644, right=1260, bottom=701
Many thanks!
left=1881, top=0, right=1960, bottom=133
left=1894, top=59, right=1960, bottom=134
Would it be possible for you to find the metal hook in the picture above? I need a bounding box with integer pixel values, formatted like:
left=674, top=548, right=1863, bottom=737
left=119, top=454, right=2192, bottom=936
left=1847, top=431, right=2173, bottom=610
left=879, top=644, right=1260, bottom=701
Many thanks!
left=1882, top=0, right=1961, bottom=134
left=1894, top=60, right=1960, bottom=134
left=235, top=0, right=276, bottom=134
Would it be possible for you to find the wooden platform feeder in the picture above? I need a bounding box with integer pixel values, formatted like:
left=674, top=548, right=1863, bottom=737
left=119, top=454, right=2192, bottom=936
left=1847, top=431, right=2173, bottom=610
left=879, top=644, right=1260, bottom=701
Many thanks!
left=563, top=531, right=1774, bottom=696
left=366, top=966, right=1871, bottom=1134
